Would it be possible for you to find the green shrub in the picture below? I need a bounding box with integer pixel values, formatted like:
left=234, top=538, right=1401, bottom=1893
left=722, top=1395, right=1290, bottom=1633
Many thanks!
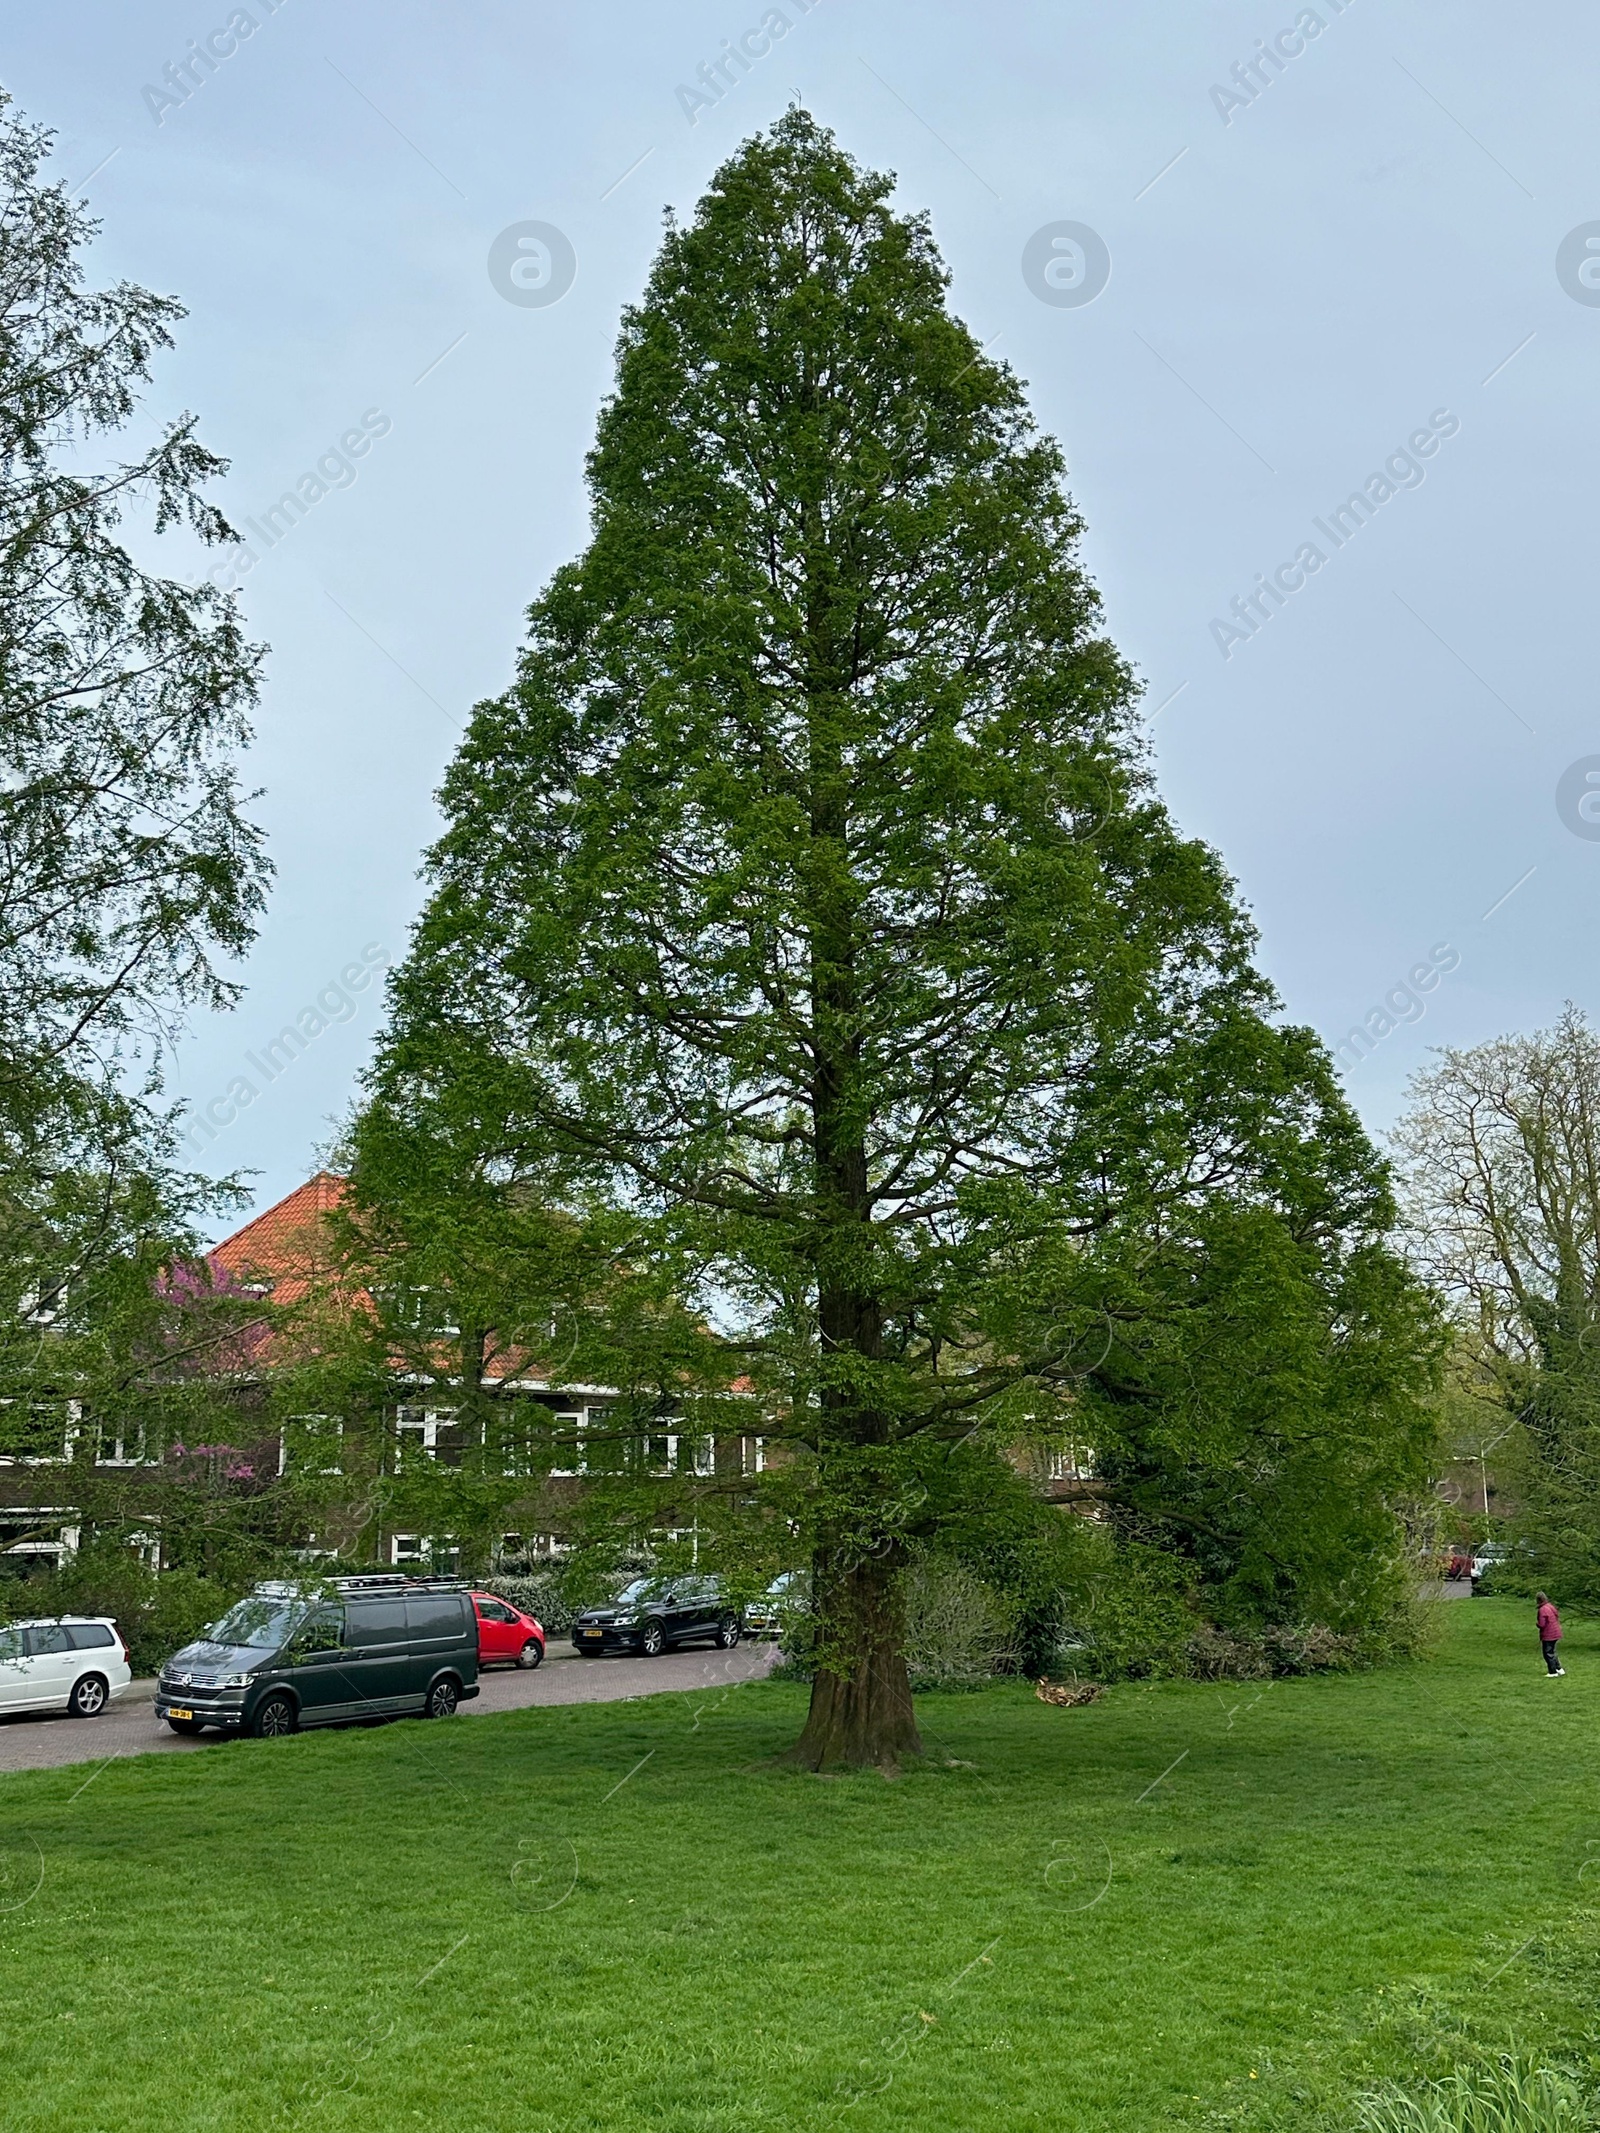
left=0, top=1548, right=236, bottom=1675
left=1052, top=1533, right=1197, bottom=1681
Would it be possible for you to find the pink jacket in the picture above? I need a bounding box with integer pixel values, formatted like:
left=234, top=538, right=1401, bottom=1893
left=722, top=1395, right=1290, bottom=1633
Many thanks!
left=1538, top=1602, right=1562, bottom=1642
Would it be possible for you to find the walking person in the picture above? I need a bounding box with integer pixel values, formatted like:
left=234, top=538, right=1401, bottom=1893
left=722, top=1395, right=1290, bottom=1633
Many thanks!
left=1536, top=1591, right=1565, bottom=1676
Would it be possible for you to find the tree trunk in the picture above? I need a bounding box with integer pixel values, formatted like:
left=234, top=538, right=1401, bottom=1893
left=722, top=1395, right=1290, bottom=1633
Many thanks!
left=780, top=1551, right=923, bottom=1772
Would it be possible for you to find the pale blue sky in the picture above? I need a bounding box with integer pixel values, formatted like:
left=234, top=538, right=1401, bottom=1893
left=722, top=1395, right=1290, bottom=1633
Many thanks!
left=4, top=1, right=1590, bottom=1229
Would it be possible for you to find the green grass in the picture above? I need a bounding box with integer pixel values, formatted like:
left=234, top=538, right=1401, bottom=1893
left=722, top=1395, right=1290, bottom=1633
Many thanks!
left=1, top=1600, right=1598, bottom=2131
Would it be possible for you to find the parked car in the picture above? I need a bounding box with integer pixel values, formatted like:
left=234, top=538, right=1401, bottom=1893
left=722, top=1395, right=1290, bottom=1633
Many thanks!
left=471, top=1590, right=544, bottom=1669
left=742, top=1571, right=806, bottom=1638
left=155, top=1574, right=480, bottom=1738
left=0, top=1617, right=131, bottom=1720
left=572, top=1576, right=741, bottom=1657
left=1471, top=1545, right=1507, bottom=1590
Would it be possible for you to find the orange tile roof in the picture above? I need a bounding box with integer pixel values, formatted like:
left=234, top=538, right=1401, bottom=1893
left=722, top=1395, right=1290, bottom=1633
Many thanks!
left=205, top=1172, right=750, bottom=1403
left=209, top=1171, right=349, bottom=1304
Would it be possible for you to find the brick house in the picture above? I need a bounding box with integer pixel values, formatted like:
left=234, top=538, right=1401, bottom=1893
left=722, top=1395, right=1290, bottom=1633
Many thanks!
left=1, top=1170, right=1089, bottom=1577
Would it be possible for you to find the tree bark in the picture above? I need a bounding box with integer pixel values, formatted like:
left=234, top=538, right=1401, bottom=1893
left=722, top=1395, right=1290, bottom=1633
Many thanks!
left=780, top=1551, right=923, bottom=1772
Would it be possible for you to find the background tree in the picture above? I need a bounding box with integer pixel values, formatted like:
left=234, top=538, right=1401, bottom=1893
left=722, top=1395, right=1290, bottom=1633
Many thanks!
left=1393, top=1005, right=1600, bottom=1601
left=366, top=111, right=1439, bottom=1768
left=0, top=90, right=270, bottom=1565
left=0, top=94, right=267, bottom=1126
left=325, top=1075, right=726, bottom=1576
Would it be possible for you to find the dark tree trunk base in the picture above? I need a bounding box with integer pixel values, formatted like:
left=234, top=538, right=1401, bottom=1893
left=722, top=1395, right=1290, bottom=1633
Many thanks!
left=777, top=1664, right=923, bottom=1773
left=779, top=1554, right=923, bottom=1773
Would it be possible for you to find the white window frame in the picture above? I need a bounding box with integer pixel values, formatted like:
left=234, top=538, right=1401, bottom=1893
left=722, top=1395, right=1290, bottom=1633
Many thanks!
left=393, top=1404, right=459, bottom=1465
left=280, top=1414, right=344, bottom=1476
left=546, top=1409, right=585, bottom=1477
left=0, top=1396, right=77, bottom=1466
left=97, top=1417, right=151, bottom=1467
left=1046, top=1443, right=1093, bottom=1482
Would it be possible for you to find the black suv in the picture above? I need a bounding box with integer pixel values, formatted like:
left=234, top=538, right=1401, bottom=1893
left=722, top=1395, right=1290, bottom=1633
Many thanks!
left=155, top=1575, right=481, bottom=1738
left=572, top=1576, right=742, bottom=1658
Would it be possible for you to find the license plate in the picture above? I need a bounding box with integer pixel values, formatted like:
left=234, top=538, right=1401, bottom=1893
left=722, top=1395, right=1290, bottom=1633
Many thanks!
left=580, top=1631, right=602, bottom=1640
left=168, top=1706, right=194, bottom=1721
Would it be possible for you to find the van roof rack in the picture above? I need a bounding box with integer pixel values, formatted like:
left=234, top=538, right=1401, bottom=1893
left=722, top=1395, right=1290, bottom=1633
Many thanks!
left=254, top=1573, right=470, bottom=1597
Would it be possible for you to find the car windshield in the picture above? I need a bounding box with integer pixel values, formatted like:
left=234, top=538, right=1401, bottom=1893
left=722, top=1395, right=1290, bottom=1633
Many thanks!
left=204, top=1596, right=302, bottom=1650
left=616, top=1578, right=667, bottom=1606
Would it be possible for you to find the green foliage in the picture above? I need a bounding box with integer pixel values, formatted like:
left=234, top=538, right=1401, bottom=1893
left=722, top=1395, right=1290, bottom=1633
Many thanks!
left=1036, top=1201, right=1446, bottom=1638
left=1356, top=2054, right=1596, bottom=2133
left=0, top=89, right=276, bottom=1570
left=1394, top=1010, right=1600, bottom=1609
left=357, top=110, right=1440, bottom=1758
left=0, top=1540, right=236, bottom=1674
left=1051, top=1527, right=1199, bottom=1680
left=0, top=90, right=267, bottom=1145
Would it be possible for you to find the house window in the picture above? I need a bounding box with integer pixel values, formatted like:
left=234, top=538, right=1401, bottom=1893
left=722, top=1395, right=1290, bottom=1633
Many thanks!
left=0, top=1399, right=75, bottom=1465
left=390, top=1532, right=459, bottom=1572
left=386, top=1288, right=459, bottom=1336
left=546, top=1410, right=584, bottom=1477
left=1047, top=1444, right=1093, bottom=1482
left=0, top=1512, right=77, bottom=1563
left=280, top=1415, right=344, bottom=1476
left=97, top=1421, right=149, bottom=1467
left=392, top=1406, right=461, bottom=1469
left=742, top=1437, right=766, bottom=1475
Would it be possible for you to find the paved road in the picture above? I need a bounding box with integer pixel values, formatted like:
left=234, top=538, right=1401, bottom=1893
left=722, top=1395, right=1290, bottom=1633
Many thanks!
left=0, top=1639, right=780, bottom=1776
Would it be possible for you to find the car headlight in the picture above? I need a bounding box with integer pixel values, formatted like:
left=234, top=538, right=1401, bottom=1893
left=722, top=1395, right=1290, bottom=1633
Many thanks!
left=221, top=1671, right=255, bottom=1688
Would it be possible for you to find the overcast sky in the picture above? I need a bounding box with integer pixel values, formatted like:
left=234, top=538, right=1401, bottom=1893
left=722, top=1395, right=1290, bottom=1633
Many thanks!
left=5, top=1, right=1591, bottom=1232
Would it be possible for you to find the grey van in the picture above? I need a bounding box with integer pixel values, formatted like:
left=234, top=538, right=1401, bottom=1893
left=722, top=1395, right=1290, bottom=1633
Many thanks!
left=155, top=1574, right=480, bottom=1738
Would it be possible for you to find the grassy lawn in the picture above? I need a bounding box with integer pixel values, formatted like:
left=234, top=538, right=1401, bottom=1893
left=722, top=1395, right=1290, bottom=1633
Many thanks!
left=1, top=1599, right=1597, bottom=2132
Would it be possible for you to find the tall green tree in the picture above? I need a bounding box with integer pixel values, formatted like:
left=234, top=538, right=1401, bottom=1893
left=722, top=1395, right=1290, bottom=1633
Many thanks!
left=369, top=111, right=1437, bottom=1767
left=0, top=91, right=269, bottom=1528
left=0, top=94, right=267, bottom=1122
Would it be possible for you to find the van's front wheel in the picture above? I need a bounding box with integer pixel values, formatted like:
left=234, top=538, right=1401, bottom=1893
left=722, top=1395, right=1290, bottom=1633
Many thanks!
left=251, top=1694, right=297, bottom=1739
left=426, top=1677, right=460, bottom=1718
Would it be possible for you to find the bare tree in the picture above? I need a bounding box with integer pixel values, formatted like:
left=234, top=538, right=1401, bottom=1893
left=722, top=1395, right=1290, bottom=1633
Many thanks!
left=1393, top=1006, right=1600, bottom=1597
left=1391, top=1005, right=1600, bottom=1369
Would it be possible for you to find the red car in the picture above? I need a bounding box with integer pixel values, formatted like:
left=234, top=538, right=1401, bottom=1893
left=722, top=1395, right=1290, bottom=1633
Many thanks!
left=471, top=1591, right=544, bottom=1669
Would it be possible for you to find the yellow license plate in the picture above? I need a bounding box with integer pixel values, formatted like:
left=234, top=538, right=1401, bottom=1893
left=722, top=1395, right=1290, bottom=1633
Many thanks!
left=168, top=1707, right=193, bottom=1721
left=581, top=1631, right=601, bottom=1639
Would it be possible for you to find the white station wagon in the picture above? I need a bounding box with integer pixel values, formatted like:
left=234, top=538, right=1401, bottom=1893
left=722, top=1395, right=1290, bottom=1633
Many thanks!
left=0, top=1617, right=132, bottom=1718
